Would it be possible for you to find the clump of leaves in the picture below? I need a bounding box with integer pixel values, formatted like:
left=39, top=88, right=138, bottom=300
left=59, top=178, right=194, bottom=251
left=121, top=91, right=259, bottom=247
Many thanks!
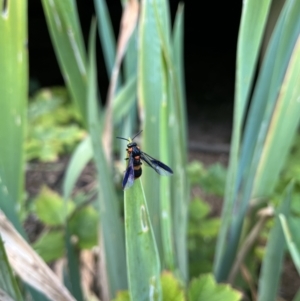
left=186, top=161, right=224, bottom=276
left=112, top=272, right=242, bottom=301
left=26, top=87, right=86, bottom=162
left=188, top=274, right=242, bottom=301
left=187, top=161, right=226, bottom=196
left=270, top=132, right=300, bottom=254
left=188, top=197, right=220, bottom=277
left=31, top=186, right=98, bottom=262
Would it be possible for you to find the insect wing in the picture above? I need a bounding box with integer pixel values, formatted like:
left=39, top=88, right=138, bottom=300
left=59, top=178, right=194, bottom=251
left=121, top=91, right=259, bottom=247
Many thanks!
left=140, top=152, right=173, bottom=176
left=123, top=155, right=135, bottom=189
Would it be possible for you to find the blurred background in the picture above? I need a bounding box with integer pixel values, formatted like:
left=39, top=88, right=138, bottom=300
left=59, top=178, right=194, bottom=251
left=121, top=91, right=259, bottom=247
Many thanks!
left=28, top=0, right=240, bottom=165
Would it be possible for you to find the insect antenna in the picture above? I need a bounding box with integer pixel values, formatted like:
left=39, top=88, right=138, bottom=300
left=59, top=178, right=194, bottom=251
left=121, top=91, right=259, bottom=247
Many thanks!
left=116, top=136, right=129, bottom=142
left=131, top=130, right=143, bottom=140
left=116, top=130, right=143, bottom=142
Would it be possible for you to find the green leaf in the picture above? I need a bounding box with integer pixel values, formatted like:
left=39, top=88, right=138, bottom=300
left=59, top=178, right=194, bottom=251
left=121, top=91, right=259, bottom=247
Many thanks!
left=292, top=289, right=300, bottom=301
left=0, top=0, right=27, bottom=206
left=63, top=135, right=93, bottom=201
left=257, top=182, right=293, bottom=301
left=198, top=219, right=220, bottom=239
left=235, top=0, right=272, bottom=119
left=0, top=170, right=25, bottom=236
left=41, top=0, right=88, bottom=126
left=69, top=206, right=98, bottom=249
left=214, top=0, right=300, bottom=282
left=189, top=198, right=211, bottom=221
left=200, top=164, right=226, bottom=196
left=26, top=88, right=85, bottom=162
left=161, top=272, right=184, bottom=301
left=153, top=0, right=189, bottom=280
left=125, top=179, right=162, bottom=301
left=0, top=236, right=23, bottom=301
left=172, top=3, right=187, bottom=157
left=138, top=0, right=164, bottom=246
left=289, top=216, right=300, bottom=250
left=34, top=186, right=75, bottom=226
left=112, top=291, right=131, bottom=301
left=93, top=0, right=116, bottom=78
left=279, top=214, right=300, bottom=276
left=188, top=274, right=242, bottom=301
left=187, top=161, right=206, bottom=185
left=86, top=19, right=127, bottom=296
left=32, top=230, right=65, bottom=262
left=112, top=75, right=137, bottom=123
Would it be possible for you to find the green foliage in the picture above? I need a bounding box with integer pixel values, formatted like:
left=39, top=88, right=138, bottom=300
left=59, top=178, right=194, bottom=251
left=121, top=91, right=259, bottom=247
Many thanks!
left=187, top=161, right=226, bottom=196
left=187, top=161, right=223, bottom=276
left=188, top=198, right=220, bottom=276
left=32, top=230, right=65, bottom=262
left=32, top=186, right=98, bottom=262
left=124, top=178, right=161, bottom=301
left=68, top=206, right=98, bottom=249
left=3, top=0, right=299, bottom=298
left=0, top=237, right=24, bottom=301
left=0, top=0, right=27, bottom=207
left=214, top=0, right=300, bottom=285
left=272, top=133, right=300, bottom=253
left=161, top=272, right=185, bottom=301
left=112, top=272, right=185, bottom=301
left=112, top=291, right=131, bottom=301
left=188, top=274, right=242, bottom=301
left=26, top=88, right=85, bottom=162
left=34, top=186, right=75, bottom=226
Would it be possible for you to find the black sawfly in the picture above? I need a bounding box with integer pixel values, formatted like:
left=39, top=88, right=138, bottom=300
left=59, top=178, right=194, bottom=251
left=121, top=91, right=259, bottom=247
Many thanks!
left=117, top=130, right=173, bottom=190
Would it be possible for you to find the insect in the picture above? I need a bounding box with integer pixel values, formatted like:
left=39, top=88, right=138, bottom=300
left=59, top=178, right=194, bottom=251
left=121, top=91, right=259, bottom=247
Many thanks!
left=117, top=130, right=173, bottom=189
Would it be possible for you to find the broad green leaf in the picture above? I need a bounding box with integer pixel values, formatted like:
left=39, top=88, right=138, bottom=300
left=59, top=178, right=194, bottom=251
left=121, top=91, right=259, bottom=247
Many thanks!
left=188, top=274, right=242, bottom=301
left=32, top=230, right=65, bottom=263
left=0, top=0, right=27, bottom=206
left=257, top=182, right=292, bottom=301
left=124, top=179, right=161, bottom=301
left=161, top=272, right=184, bottom=301
left=34, top=186, right=75, bottom=226
left=0, top=236, right=23, bottom=301
left=69, top=206, right=98, bottom=249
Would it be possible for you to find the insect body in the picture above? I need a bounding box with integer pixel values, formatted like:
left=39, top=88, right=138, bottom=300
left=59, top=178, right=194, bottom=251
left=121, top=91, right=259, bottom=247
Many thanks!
left=117, top=131, right=173, bottom=190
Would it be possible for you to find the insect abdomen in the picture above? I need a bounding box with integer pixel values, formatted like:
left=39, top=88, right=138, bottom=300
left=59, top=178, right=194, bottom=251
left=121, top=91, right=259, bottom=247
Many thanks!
left=133, top=166, right=142, bottom=178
